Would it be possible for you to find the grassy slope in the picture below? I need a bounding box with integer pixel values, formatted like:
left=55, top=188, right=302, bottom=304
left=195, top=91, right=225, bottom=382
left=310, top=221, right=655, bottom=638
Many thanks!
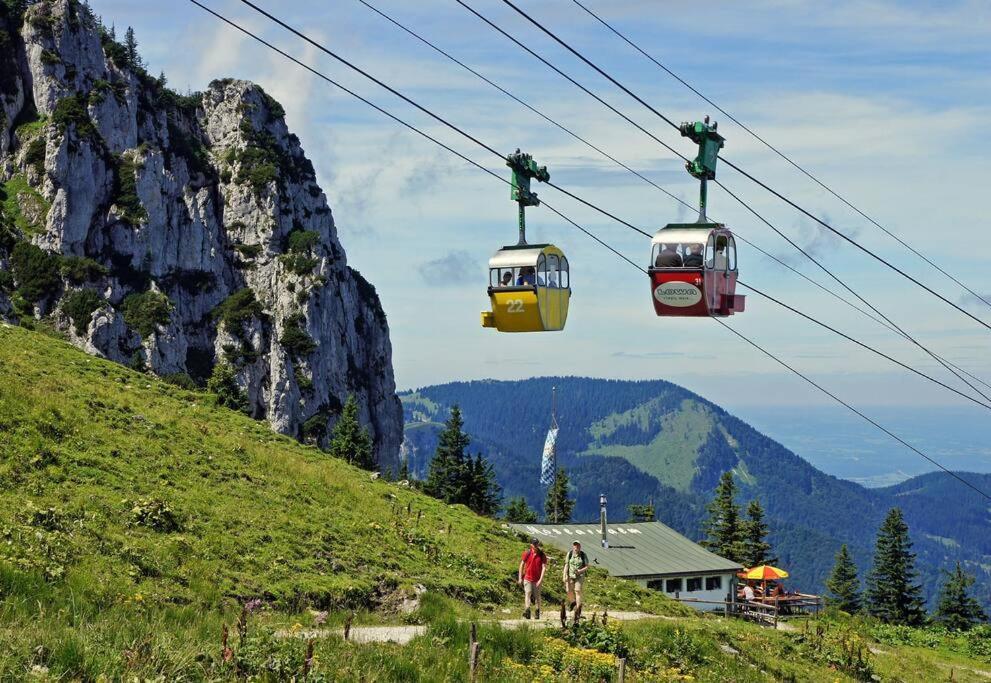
left=1, top=326, right=989, bottom=680
left=0, top=323, right=696, bottom=611
left=582, top=398, right=712, bottom=492
left=0, top=323, right=688, bottom=675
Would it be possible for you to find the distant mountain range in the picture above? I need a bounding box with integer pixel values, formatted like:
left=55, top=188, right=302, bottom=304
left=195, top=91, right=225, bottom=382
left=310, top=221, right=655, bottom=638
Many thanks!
left=400, top=378, right=991, bottom=610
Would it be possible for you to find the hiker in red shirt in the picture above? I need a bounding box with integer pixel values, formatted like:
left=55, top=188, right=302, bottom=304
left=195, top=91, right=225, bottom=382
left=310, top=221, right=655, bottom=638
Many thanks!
left=517, top=538, right=548, bottom=619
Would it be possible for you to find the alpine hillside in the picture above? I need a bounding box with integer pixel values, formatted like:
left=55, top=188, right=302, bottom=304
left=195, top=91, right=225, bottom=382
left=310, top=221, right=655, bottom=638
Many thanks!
left=401, top=378, right=991, bottom=610
left=0, top=0, right=402, bottom=467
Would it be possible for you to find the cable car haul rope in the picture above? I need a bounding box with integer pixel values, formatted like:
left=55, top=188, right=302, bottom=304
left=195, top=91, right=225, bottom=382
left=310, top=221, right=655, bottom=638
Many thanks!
left=189, top=0, right=991, bottom=502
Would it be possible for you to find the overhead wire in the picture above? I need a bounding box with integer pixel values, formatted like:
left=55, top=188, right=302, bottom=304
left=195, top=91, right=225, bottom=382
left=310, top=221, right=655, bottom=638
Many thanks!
left=359, top=0, right=991, bottom=396
left=735, top=281, right=991, bottom=412
left=715, top=181, right=991, bottom=405
left=712, top=318, right=991, bottom=502
left=461, top=0, right=991, bottom=402
left=570, top=0, right=991, bottom=312
left=189, top=0, right=991, bottom=502
left=493, top=0, right=991, bottom=334
left=225, top=0, right=989, bottom=403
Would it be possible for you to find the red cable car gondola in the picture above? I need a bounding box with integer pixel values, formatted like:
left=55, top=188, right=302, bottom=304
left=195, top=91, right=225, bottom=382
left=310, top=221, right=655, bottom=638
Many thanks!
left=649, top=224, right=744, bottom=317
left=650, top=118, right=744, bottom=317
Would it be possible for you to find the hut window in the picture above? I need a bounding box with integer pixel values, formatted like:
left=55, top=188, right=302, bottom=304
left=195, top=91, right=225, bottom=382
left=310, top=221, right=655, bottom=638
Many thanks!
left=665, top=578, right=682, bottom=593
left=686, top=577, right=703, bottom=592
left=705, top=576, right=722, bottom=591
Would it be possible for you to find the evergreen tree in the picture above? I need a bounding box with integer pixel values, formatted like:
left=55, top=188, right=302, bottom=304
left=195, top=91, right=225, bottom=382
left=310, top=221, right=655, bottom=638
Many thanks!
left=505, top=497, right=538, bottom=523
left=627, top=502, right=655, bottom=523
left=825, top=544, right=862, bottom=613
left=544, top=467, right=574, bottom=524
left=327, top=395, right=375, bottom=470
left=464, top=454, right=501, bottom=517
left=740, top=499, right=775, bottom=567
left=866, top=508, right=926, bottom=625
left=423, top=405, right=470, bottom=502
left=124, top=26, right=143, bottom=69
left=934, top=562, right=987, bottom=631
left=397, top=457, right=410, bottom=482
left=701, top=471, right=745, bottom=563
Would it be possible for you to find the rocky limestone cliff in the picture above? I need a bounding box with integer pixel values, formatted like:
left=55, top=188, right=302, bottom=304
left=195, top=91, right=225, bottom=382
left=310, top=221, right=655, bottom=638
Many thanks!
left=0, top=0, right=402, bottom=468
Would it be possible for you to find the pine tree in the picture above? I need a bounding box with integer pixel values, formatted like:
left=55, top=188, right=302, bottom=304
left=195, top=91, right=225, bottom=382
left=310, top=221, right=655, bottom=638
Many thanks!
left=701, top=471, right=745, bottom=563
left=627, top=502, right=655, bottom=523
left=866, top=508, right=927, bottom=625
left=825, top=544, right=862, bottom=613
left=327, top=395, right=375, bottom=470
left=935, top=562, right=987, bottom=631
left=544, top=467, right=574, bottom=524
left=505, top=497, right=538, bottom=523
left=397, top=457, right=410, bottom=482
left=464, top=454, right=501, bottom=517
left=124, top=26, right=142, bottom=69
left=423, top=405, right=470, bottom=503
left=740, top=499, right=775, bottom=567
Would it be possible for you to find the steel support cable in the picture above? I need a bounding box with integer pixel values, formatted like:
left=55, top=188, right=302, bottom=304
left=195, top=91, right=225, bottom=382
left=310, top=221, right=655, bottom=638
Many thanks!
left=220, top=0, right=991, bottom=405
left=570, top=0, right=991, bottom=312
left=190, top=0, right=991, bottom=502
left=454, top=0, right=688, bottom=164
left=712, top=318, right=991, bottom=502
left=717, top=180, right=991, bottom=405
left=717, top=159, right=991, bottom=333
left=736, top=281, right=991, bottom=412
left=233, top=0, right=664, bottom=244
left=203, top=0, right=988, bottom=400
left=357, top=0, right=688, bottom=213
left=496, top=0, right=991, bottom=334
left=359, top=0, right=987, bottom=387
left=462, top=0, right=991, bottom=402
left=190, top=0, right=640, bottom=284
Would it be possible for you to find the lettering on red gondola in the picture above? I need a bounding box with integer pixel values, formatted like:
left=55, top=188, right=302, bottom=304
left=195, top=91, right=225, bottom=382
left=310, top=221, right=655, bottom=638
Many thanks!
left=653, top=282, right=702, bottom=307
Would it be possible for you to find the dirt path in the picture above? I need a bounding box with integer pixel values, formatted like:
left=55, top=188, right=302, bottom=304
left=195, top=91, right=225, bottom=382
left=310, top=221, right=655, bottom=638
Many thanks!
left=284, top=610, right=671, bottom=644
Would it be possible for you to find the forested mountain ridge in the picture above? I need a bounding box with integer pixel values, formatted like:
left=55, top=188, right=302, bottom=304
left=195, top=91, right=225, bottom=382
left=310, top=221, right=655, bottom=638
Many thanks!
left=400, top=378, right=991, bottom=610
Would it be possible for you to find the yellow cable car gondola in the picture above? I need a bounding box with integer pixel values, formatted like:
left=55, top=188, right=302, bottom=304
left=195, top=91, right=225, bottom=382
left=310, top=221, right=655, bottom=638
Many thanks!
left=482, top=244, right=570, bottom=332
left=481, top=150, right=571, bottom=333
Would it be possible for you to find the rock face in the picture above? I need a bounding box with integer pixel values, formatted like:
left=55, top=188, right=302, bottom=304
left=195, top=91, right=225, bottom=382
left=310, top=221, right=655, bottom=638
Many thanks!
left=0, top=0, right=402, bottom=469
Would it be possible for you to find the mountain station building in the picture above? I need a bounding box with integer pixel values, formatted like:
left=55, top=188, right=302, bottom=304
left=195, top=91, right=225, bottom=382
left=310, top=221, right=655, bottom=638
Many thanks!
left=510, top=521, right=742, bottom=610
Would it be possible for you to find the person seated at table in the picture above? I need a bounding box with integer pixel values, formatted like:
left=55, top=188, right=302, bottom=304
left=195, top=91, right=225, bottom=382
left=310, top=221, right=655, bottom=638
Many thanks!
left=742, top=584, right=755, bottom=602
left=771, top=584, right=784, bottom=598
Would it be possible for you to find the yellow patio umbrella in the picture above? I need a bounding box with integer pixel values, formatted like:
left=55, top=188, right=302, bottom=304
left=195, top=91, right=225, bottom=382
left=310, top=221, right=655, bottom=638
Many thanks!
left=744, top=565, right=789, bottom=581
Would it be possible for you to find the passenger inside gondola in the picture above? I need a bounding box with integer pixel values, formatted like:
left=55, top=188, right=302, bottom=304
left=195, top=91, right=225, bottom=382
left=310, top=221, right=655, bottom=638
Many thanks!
left=654, top=243, right=683, bottom=267
left=517, top=266, right=536, bottom=286
left=714, top=242, right=728, bottom=271
left=683, top=243, right=704, bottom=268
left=500, top=271, right=513, bottom=287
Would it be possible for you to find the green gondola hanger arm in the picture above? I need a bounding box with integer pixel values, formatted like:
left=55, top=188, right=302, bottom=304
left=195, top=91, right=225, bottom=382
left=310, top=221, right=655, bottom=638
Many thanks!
left=679, top=116, right=724, bottom=223
left=506, top=149, right=550, bottom=245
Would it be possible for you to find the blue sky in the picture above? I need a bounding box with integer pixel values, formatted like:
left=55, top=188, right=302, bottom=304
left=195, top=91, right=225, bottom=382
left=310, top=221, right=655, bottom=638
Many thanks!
left=87, top=0, right=990, bottom=420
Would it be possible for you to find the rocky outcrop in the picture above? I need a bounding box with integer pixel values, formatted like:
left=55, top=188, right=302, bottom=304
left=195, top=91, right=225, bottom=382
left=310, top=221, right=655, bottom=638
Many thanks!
left=0, top=0, right=402, bottom=469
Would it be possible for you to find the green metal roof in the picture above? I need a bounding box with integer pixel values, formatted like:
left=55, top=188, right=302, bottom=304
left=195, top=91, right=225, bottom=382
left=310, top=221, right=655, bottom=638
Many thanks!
left=509, top=521, right=742, bottom=579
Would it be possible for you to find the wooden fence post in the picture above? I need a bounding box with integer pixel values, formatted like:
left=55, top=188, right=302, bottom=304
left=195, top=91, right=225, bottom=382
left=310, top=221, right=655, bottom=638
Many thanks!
left=470, top=622, right=477, bottom=648
left=343, top=613, right=353, bottom=642
left=469, top=641, right=481, bottom=682
left=617, top=657, right=626, bottom=683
